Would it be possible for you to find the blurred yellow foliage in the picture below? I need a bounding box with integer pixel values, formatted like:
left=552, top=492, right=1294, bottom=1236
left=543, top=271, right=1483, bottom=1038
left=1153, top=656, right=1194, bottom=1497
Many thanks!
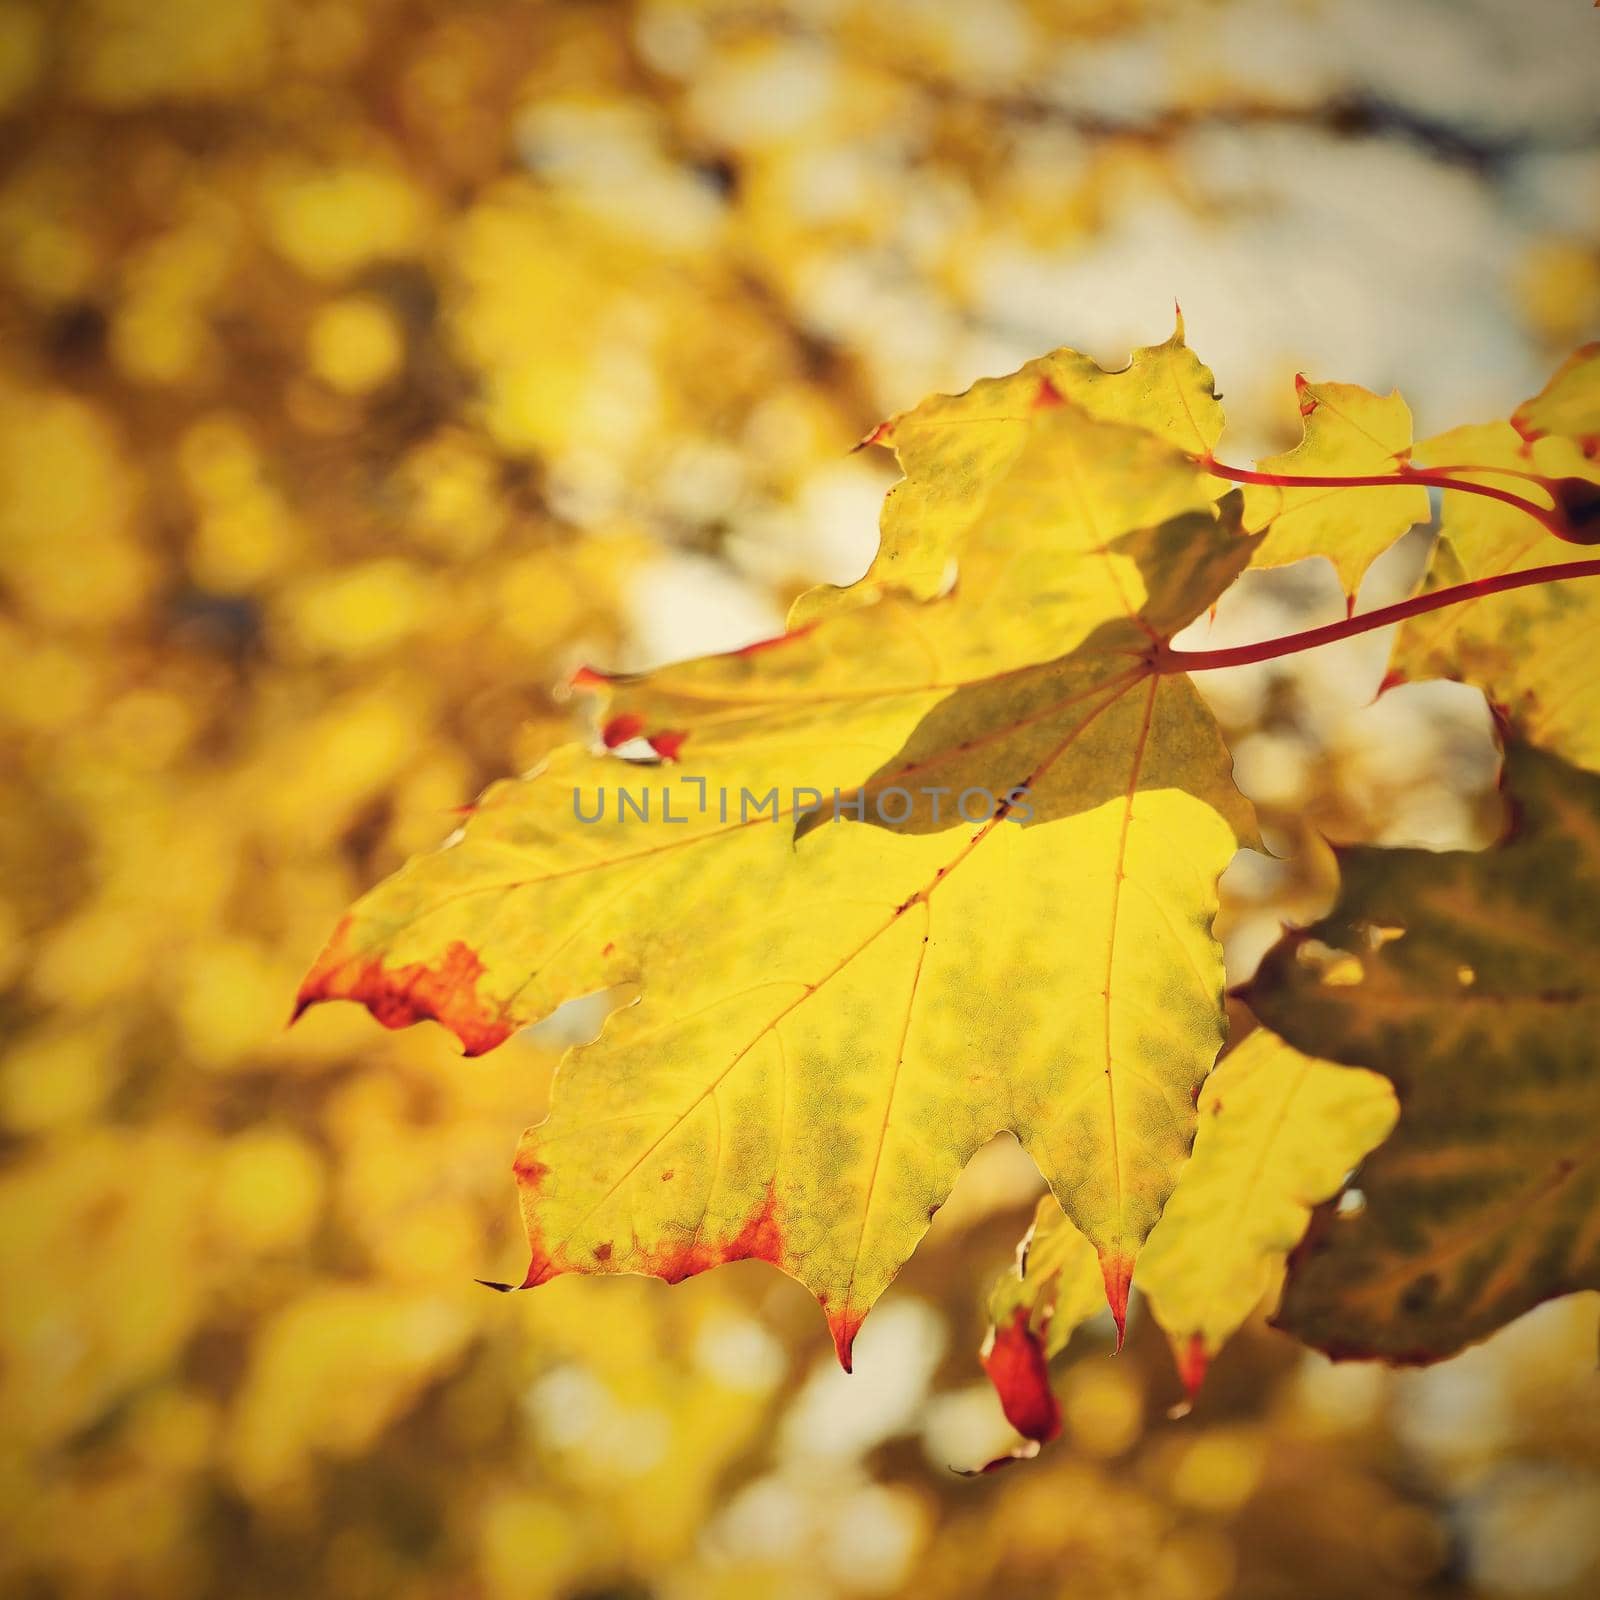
left=2, top=0, right=1597, bottom=1597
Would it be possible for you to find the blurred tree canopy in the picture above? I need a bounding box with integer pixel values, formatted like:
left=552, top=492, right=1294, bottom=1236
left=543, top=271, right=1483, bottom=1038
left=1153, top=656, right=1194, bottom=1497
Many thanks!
left=1, top=2, right=1597, bottom=1598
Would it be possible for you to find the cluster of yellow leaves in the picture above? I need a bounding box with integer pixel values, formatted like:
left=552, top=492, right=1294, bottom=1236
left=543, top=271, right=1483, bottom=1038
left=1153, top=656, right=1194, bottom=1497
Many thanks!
left=302, top=330, right=1264, bottom=1369
left=304, top=321, right=1600, bottom=1470
left=1229, top=349, right=1600, bottom=1351
left=7, top=0, right=1600, bottom=1592
left=983, top=1028, right=1396, bottom=1456
left=973, top=342, right=1600, bottom=1449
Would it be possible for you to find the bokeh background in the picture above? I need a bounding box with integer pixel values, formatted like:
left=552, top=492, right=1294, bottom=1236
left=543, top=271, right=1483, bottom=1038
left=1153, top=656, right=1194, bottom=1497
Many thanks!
left=2, top=1, right=1598, bottom=1596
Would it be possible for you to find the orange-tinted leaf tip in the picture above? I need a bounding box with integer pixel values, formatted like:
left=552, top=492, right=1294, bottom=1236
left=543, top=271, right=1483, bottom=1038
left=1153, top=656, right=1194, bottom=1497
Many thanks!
left=854, top=420, right=893, bottom=452
left=829, top=1307, right=866, bottom=1374
left=1032, top=376, right=1065, bottom=410
left=602, top=712, right=645, bottom=748
left=981, top=1308, right=1063, bottom=1444
left=1176, top=1333, right=1209, bottom=1400
left=570, top=663, right=612, bottom=691
left=294, top=916, right=514, bottom=1056
left=1101, top=1251, right=1134, bottom=1350
left=1508, top=410, right=1541, bottom=445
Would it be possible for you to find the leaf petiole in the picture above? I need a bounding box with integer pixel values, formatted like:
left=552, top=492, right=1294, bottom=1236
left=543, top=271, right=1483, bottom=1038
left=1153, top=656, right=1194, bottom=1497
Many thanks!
left=1199, top=453, right=1573, bottom=541
left=1155, top=558, right=1600, bottom=673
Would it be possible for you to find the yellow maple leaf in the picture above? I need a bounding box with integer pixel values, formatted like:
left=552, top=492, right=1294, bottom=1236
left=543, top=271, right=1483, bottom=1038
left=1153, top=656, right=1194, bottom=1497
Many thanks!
left=298, top=390, right=1258, bottom=1366
left=1239, top=377, right=1430, bottom=595
left=976, top=1026, right=1395, bottom=1429
left=1512, top=341, right=1599, bottom=448
left=795, top=317, right=1224, bottom=624
left=1133, top=1026, right=1396, bottom=1390
left=1394, top=345, right=1600, bottom=773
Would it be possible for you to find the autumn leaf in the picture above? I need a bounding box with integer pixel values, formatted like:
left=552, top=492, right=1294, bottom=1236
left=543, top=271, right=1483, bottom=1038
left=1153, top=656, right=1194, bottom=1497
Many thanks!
left=1133, top=1026, right=1396, bottom=1392
left=21, top=0, right=1600, bottom=1577
left=1237, top=377, right=1430, bottom=595
left=977, top=1027, right=1395, bottom=1429
left=976, top=1193, right=1104, bottom=1460
left=1394, top=348, right=1600, bottom=773
left=298, top=392, right=1258, bottom=1367
left=795, top=317, right=1225, bottom=625
left=1243, top=739, right=1600, bottom=1364
left=299, top=325, right=1600, bottom=1381
left=1512, top=341, right=1599, bottom=448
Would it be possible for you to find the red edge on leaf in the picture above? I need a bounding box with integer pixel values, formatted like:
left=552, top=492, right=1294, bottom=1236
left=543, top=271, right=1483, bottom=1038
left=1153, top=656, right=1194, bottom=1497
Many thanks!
left=981, top=1308, right=1063, bottom=1445
left=602, top=712, right=645, bottom=748
left=1101, top=1251, right=1134, bottom=1350
left=853, top=421, right=894, bottom=452
left=649, top=728, right=689, bottom=761
left=1032, top=376, right=1065, bottom=410
left=292, top=916, right=514, bottom=1057
left=1176, top=1333, right=1209, bottom=1399
left=735, top=621, right=818, bottom=658
left=1508, top=407, right=1543, bottom=446
left=514, top=1165, right=811, bottom=1329
left=570, top=664, right=613, bottom=691
left=828, top=1307, right=867, bottom=1374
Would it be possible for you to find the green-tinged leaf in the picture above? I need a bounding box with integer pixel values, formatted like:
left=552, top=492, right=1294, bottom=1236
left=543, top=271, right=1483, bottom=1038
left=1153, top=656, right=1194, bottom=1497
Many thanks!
left=1243, top=740, right=1600, bottom=1364
left=1240, top=378, right=1429, bottom=594
left=1394, top=349, right=1600, bottom=773
left=298, top=395, right=1257, bottom=1367
left=1134, top=1027, right=1397, bottom=1393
